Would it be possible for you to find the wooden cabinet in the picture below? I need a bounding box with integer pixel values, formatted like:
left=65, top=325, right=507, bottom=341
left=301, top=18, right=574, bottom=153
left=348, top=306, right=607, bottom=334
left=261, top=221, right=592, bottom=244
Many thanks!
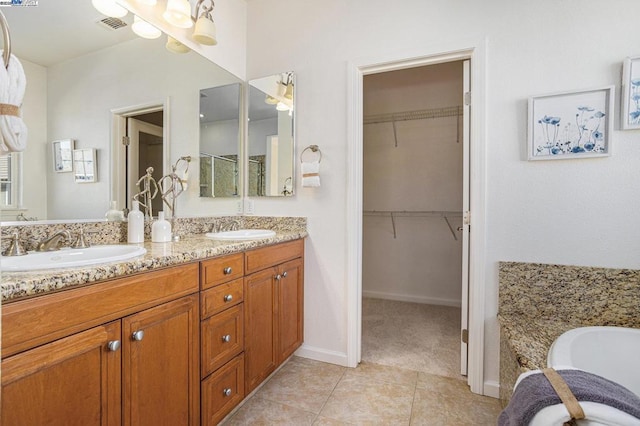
left=1, top=264, right=200, bottom=426
left=123, top=295, right=200, bottom=426
left=2, top=321, right=122, bottom=426
left=244, top=240, right=304, bottom=394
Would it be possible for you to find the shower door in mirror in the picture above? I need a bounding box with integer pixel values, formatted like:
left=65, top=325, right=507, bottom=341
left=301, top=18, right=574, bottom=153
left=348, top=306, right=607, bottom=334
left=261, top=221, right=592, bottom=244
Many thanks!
left=199, top=83, right=241, bottom=198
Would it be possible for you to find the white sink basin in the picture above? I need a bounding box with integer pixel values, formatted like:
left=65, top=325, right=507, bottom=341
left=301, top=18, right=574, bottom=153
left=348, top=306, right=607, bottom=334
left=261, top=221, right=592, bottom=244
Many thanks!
left=205, top=229, right=276, bottom=241
left=1, top=245, right=147, bottom=272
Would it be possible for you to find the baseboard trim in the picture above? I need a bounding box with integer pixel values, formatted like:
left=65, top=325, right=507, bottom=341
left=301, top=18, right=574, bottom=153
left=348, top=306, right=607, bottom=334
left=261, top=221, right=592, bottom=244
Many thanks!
left=295, top=344, right=349, bottom=367
left=483, top=380, right=500, bottom=398
left=363, top=290, right=462, bottom=308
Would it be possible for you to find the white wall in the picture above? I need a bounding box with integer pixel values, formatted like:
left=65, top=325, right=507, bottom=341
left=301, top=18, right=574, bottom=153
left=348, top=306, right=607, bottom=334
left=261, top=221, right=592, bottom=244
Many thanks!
left=245, top=0, right=640, bottom=393
left=200, top=119, right=240, bottom=155
left=362, top=63, right=463, bottom=306
left=46, top=37, right=241, bottom=219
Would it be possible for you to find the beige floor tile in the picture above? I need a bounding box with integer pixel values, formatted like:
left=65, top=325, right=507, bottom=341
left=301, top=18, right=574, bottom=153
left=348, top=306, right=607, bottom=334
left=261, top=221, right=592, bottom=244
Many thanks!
left=416, top=372, right=470, bottom=396
left=256, top=356, right=346, bottom=413
left=312, top=416, right=355, bottom=425
left=319, top=372, right=414, bottom=424
left=411, top=387, right=501, bottom=426
left=223, top=396, right=317, bottom=426
left=347, top=361, right=418, bottom=387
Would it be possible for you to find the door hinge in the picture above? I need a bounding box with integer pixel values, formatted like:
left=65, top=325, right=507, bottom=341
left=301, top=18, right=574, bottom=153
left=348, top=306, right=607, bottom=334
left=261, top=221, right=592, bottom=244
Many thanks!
left=463, top=211, right=471, bottom=226
left=461, top=329, right=469, bottom=344
left=122, top=136, right=130, bottom=146
left=464, top=91, right=471, bottom=106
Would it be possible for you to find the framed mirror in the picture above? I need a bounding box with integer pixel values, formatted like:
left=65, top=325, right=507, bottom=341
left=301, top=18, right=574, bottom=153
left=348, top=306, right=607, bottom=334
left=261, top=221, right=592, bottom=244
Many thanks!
left=199, top=83, right=242, bottom=198
left=247, top=72, right=295, bottom=197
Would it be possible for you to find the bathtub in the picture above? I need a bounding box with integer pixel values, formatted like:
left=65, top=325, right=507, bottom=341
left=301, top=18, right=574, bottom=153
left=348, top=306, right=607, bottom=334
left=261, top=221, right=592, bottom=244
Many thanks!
left=547, top=326, right=640, bottom=397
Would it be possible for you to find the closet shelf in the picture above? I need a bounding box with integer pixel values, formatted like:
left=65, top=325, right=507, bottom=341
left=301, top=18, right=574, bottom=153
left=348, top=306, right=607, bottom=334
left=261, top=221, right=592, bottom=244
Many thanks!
left=363, top=105, right=462, bottom=125
left=363, top=210, right=463, bottom=240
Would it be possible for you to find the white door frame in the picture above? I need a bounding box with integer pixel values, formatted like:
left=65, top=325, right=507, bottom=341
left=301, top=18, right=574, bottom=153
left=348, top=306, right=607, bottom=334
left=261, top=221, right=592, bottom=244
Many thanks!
left=346, top=39, right=488, bottom=395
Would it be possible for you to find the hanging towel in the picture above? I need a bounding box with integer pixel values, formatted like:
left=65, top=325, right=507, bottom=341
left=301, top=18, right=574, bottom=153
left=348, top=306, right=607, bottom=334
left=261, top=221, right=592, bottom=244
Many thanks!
left=0, top=52, right=27, bottom=154
left=301, top=160, right=320, bottom=187
left=499, top=368, right=640, bottom=426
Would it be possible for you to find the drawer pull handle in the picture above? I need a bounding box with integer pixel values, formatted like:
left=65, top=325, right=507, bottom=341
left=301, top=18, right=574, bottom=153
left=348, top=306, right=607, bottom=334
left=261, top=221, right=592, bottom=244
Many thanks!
left=223, top=388, right=232, bottom=397
left=222, top=334, right=231, bottom=343
left=107, top=340, right=121, bottom=352
left=223, top=267, right=232, bottom=275
left=282, top=271, right=288, bottom=278
left=275, top=274, right=281, bottom=280
left=132, top=330, right=144, bottom=341
left=224, top=294, right=233, bottom=302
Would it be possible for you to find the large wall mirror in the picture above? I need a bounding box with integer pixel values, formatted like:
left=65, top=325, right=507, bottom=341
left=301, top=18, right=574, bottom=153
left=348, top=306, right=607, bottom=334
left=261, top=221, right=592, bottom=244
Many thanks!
left=2, top=1, right=241, bottom=222
left=199, top=83, right=241, bottom=198
left=248, top=72, right=295, bottom=197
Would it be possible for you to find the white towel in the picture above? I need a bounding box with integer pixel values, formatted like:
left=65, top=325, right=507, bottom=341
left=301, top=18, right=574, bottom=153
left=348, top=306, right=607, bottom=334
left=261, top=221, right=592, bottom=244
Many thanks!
left=0, top=52, right=27, bottom=154
left=301, top=160, right=320, bottom=187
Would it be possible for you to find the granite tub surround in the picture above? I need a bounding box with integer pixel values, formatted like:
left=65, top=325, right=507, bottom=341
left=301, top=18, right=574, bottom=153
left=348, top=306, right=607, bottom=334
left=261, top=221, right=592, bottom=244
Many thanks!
left=1, top=216, right=307, bottom=302
left=497, top=261, right=640, bottom=405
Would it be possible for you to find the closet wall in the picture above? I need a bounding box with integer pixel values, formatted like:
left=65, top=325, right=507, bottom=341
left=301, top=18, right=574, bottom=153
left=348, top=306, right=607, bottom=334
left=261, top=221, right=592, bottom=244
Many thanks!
left=363, top=62, right=464, bottom=307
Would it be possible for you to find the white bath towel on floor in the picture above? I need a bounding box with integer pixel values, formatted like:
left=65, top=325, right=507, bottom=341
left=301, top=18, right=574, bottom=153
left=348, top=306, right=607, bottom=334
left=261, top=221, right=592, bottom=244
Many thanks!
left=301, top=160, right=320, bottom=187
left=0, top=52, right=27, bottom=154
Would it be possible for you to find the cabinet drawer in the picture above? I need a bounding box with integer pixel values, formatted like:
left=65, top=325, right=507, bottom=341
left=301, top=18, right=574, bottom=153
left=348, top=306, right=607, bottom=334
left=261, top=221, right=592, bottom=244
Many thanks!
left=201, top=304, right=244, bottom=377
left=245, top=239, right=304, bottom=274
left=200, top=253, right=244, bottom=289
left=201, top=353, right=245, bottom=426
left=201, top=278, right=243, bottom=319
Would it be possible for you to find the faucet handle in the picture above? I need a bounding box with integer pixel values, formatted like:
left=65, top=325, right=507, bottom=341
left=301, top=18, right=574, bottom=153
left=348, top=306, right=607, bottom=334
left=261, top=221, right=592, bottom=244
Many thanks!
left=71, top=227, right=92, bottom=249
left=3, top=231, right=27, bottom=256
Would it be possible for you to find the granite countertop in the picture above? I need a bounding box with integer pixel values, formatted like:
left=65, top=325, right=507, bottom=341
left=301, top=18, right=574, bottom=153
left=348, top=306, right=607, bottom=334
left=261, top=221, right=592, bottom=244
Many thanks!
left=1, top=230, right=307, bottom=303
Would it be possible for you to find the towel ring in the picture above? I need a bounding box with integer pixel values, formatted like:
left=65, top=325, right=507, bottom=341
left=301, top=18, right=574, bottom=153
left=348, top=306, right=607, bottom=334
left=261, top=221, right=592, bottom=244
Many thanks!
left=300, top=145, right=322, bottom=163
left=0, top=11, right=11, bottom=70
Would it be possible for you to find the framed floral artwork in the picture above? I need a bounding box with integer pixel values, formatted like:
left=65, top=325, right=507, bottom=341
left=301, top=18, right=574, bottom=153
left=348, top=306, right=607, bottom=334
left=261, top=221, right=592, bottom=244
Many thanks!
left=528, top=86, right=614, bottom=160
left=622, top=56, right=640, bottom=130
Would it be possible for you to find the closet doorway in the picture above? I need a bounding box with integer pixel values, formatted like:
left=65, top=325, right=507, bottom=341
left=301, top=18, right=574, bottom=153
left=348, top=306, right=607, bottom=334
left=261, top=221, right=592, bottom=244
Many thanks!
left=361, top=60, right=470, bottom=380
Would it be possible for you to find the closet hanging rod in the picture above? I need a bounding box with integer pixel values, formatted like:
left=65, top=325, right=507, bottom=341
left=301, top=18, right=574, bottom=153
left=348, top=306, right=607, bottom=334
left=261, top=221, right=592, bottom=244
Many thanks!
left=363, top=105, right=462, bottom=125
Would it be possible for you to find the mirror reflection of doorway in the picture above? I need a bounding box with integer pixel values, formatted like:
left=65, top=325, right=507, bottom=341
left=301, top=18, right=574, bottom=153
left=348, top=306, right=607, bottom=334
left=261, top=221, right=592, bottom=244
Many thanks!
left=127, top=113, right=163, bottom=214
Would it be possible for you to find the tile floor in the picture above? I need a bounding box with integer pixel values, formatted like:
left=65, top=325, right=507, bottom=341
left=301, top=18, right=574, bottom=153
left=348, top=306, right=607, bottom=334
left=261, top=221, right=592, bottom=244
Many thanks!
left=222, top=357, right=502, bottom=425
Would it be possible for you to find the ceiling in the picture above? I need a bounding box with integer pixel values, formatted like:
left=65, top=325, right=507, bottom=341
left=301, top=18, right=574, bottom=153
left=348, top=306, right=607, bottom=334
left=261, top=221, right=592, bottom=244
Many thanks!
left=2, top=0, right=138, bottom=67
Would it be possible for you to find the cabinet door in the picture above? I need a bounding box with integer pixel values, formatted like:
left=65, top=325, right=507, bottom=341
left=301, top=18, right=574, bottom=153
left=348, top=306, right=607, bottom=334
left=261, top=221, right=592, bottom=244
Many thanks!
left=278, top=258, right=304, bottom=362
left=244, top=268, right=277, bottom=394
left=123, top=295, right=199, bottom=426
left=2, top=321, right=121, bottom=426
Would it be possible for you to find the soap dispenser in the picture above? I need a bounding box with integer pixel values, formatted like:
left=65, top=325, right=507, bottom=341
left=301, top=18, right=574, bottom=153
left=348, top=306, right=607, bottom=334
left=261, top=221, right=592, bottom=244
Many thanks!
left=105, top=200, right=124, bottom=222
left=127, top=200, right=144, bottom=243
left=152, top=211, right=172, bottom=243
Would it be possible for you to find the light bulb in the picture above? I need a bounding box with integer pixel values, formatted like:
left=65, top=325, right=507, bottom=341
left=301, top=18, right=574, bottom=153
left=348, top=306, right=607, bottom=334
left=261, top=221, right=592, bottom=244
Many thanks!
left=132, top=15, right=161, bottom=39
left=166, top=36, right=190, bottom=54
left=92, top=0, right=127, bottom=18
left=163, top=0, right=193, bottom=29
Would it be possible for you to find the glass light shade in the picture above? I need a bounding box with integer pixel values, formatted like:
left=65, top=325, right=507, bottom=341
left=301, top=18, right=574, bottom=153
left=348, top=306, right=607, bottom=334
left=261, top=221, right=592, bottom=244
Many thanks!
left=92, top=0, right=128, bottom=18
left=163, top=0, right=193, bottom=29
left=132, top=15, right=161, bottom=39
left=193, top=16, right=217, bottom=45
left=265, top=95, right=278, bottom=105
left=136, top=0, right=157, bottom=4
left=166, top=36, right=190, bottom=54
left=276, top=102, right=289, bottom=112
left=284, top=83, right=293, bottom=100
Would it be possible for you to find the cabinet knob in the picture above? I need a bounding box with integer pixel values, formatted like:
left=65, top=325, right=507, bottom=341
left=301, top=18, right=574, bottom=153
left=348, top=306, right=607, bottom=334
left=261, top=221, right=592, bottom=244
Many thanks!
left=224, top=294, right=233, bottom=302
left=222, top=334, right=231, bottom=343
left=275, top=274, right=281, bottom=281
left=282, top=271, right=288, bottom=278
left=223, top=267, right=232, bottom=275
left=223, top=388, right=232, bottom=397
left=107, top=340, right=121, bottom=352
left=132, top=330, right=144, bottom=341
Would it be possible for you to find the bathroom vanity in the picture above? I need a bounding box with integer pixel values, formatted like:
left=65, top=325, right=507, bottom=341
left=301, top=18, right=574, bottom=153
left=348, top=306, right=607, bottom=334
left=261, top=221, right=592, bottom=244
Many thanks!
left=1, top=221, right=306, bottom=426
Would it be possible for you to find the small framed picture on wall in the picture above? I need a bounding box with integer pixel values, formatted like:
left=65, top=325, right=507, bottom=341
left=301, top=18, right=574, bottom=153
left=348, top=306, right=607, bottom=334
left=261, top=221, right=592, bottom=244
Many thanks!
left=52, top=139, right=74, bottom=172
left=622, top=56, right=640, bottom=130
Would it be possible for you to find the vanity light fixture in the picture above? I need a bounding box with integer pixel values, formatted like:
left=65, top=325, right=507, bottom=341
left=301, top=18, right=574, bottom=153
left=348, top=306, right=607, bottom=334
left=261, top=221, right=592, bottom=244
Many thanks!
left=283, top=74, right=294, bottom=101
left=265, top=95, right=278, bottom=105
left=163, top=0, right=194, bottom=28
left=136, top=0, right=157, bottom=5
left=132, top=15, right=161, bottom=39
left=276, top=102, right=289, bottom=112
left=192, top=0, right=217, bottom=45
left=91, top=0, right=127, bottom=18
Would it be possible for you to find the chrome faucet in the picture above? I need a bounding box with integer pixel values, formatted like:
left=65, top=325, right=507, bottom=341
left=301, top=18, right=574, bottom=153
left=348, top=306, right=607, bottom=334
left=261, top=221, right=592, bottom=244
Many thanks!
left=36, top=230, right=72, bottom=252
